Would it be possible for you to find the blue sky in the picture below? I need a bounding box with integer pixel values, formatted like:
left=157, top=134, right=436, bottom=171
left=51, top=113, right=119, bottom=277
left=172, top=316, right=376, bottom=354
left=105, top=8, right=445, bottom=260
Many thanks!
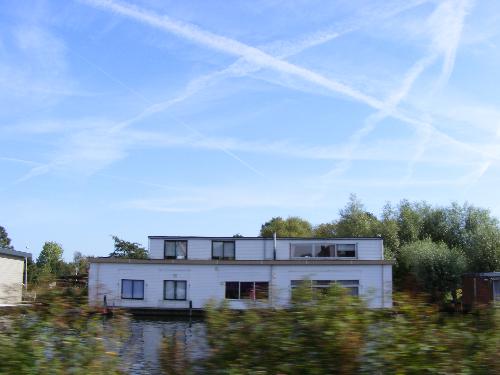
left=2, top=0, right=500, bottom=260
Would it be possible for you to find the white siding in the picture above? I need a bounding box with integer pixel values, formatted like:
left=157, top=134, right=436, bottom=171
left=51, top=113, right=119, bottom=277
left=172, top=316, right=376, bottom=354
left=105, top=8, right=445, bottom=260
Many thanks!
left=89, top=262, right=392, bottom=309
left=0, top=256, right=24, bottom=303
left=148, top=237, right=383, bottom=260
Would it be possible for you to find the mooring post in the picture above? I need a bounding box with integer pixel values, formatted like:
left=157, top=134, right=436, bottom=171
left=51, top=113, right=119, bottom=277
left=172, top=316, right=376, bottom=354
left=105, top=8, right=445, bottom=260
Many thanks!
left=189, top=300, right=193, bottom=326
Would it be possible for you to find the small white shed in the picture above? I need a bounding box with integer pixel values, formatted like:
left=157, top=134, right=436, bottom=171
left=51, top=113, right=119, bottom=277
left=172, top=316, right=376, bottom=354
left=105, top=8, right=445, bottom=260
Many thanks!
left=0, top=248, right=31, bottom=304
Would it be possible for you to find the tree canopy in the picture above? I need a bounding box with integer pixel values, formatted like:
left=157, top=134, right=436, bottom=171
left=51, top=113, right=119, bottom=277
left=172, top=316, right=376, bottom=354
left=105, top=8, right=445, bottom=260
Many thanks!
left=109, top=236, right=148, bottom=259
left=0, top=225, right=13, bottom=249
left=260, top=216, right=313, bottom=238
left=259, top=196, right=500, bottom=303
left=37, top=242, right=64, bottom=274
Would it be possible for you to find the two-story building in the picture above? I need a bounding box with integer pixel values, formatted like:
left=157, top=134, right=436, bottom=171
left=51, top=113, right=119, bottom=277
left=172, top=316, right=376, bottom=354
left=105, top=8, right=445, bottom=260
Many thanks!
left=88, top=236, right=393, bottom=311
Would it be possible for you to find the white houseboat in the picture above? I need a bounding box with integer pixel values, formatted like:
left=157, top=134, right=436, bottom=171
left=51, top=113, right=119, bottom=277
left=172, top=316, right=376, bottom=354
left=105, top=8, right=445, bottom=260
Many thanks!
left=88, top=236, right=393, bottom=311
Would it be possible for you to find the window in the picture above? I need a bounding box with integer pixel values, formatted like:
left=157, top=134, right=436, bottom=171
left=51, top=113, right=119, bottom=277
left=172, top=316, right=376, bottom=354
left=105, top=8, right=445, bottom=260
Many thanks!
left=164, top=240, right=187, bottom=259
left=224, top=281, right=269, bottom=300
left=317, top=245, right=335, bottom=257
left=291, top=244, right=313, bottom=257
left=164, top=280, right=187, bottom=300
left=336, top=280, right=359, bottom=296
left=212, top=241, right=235, bottom=260
left=121, top=279, right=144, bottom=300
left=336, top=244, right=356, bottom=258
left=291, top=279, right=359, bottom=297
left=290, top=243, right=357, bottom=259
left=494, top=280, right=500, bottom=302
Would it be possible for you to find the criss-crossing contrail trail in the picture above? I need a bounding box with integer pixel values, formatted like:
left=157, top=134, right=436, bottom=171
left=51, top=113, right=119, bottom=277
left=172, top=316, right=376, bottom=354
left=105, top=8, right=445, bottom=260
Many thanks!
left=81, top=0, right=487, bottom=163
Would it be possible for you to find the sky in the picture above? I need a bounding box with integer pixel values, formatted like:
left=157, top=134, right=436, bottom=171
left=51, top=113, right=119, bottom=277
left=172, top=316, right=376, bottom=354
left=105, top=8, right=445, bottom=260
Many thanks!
left=2, top=0, right=500, bottom=260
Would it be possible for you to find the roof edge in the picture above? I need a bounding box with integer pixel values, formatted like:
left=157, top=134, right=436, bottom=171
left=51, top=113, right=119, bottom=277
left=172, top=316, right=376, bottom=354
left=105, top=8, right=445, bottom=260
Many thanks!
left=147, top=236, right=383, bottom=240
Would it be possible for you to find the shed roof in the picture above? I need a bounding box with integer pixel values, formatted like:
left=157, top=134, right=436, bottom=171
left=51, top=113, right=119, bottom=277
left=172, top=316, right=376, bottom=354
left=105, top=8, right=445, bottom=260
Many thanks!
left=464, top=272, right=500, bottom=278
left=0, top=248, right=32, bottom=259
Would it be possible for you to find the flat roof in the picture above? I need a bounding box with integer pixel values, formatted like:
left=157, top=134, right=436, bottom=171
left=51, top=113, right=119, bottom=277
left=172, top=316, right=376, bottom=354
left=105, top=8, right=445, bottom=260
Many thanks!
left=0, top=248, right=32, bottom=259
left=89, top=258, right=393, bottom=266
left=148, top=236, right=383, bottom=241
left=464, top=272, right=500, bottom=278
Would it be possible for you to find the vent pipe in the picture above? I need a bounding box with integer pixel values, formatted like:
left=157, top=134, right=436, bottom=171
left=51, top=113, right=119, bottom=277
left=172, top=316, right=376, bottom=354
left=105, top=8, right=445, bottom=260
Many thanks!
left=273, top=232, right=277, bottom=260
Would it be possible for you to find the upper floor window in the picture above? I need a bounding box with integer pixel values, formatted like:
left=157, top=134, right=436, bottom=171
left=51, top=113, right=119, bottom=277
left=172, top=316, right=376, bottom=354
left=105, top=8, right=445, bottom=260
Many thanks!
left=164, top=240, right=187, bottom=259
left=290, top=243, right=357, bottom=259
left=121, top=279, right=144, bottom=300
left=212, top=241, right=235, bottom=260
left=336, top=244, right=356, bottom=258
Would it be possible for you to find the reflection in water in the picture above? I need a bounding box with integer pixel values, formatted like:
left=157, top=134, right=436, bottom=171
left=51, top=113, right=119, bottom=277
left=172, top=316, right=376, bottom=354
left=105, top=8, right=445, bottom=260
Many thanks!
left=120, top=317, right=208, bottom=375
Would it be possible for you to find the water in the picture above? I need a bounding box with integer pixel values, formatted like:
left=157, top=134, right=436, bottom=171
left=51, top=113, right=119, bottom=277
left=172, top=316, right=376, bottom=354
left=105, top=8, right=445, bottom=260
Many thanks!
left=120, top=317, right=208, bottom=375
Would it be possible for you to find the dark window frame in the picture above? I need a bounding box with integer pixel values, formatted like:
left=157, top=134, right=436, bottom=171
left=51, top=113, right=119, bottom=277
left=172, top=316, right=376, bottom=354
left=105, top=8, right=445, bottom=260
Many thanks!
left=224, top=281, right=269, bottom=300
left=335, top=244, right=357, bottom=258
left=212, top=240, right=236, bottom=260
left=289, top=243, right=358, bottom=259
left=163, top=280, right=187, bottom=301
left=164, top=240, right=188, bottom=259
left=121, top=279, right=145, bottom=300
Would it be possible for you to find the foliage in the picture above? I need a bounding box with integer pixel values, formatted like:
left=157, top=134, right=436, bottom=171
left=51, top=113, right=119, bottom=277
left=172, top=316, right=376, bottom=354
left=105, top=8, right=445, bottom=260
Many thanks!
left=398, top=239, right=467, bottom=302
left=72, top=251, right=90, bottom=275
left=109, top=235, right=148, bottom=259
left=160, top=289, right=500, bottom=375
left=0, top=225, right=13, bottom=249
left=0, top=286, right=128, bottom=374
left=362, top=295, right=500, bottom=374
left=313, top=222, right=337, bottom=237
left=162, top=284, right=370, bottom=375
left=335, top=194, right=380, bottom=238
left=34, top=241, right=65, bottom=281
left=260, top=216, right=313, bottom=238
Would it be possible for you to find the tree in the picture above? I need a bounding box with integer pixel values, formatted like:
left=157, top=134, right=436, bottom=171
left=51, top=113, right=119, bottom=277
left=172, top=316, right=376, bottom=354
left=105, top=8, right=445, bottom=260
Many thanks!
left=396, top=200, right=427, bottom=245
left=378, top=203, right=400, bottom=259
left=72, top=251, right=90, bottom=275
left=260, top=217, right=313, bottom=238
left=109, top=236, right=148, bottom=259
left=313, top=222, right=337, bottom=237
left=36, top=241, right=64, bottom=277
left=0, top=226, right=13, bottom=249
left=398, top=239, right=466, bottom=303
left=335, top=194, right=380, bottom=237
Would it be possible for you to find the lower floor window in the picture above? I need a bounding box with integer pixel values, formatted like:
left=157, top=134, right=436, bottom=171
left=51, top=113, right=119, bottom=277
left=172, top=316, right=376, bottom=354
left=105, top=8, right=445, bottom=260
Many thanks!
left=225, top=281, right=269, bottom=300
left=164, top=280, right=187, bottom=300
left=121, top=279, right=144, bottom=299
left=291, top=279, right=359, bottom=297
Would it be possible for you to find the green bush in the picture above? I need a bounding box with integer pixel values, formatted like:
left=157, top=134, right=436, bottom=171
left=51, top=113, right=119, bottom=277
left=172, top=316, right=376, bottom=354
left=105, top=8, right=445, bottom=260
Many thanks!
left=0, top=286, right=128, bottom=375
left=160, top=286, right=500, bottom=374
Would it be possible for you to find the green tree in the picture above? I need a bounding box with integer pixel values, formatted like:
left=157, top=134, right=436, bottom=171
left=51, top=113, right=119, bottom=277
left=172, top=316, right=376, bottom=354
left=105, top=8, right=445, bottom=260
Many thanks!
left=260, top=216, right=313, bottom=238
left=396, top=200, right=427, bottom=245
left=313, top=222, right=337, bottom=237
left=335, top=194, right=381, bottom=237
left=0, top=225, right=13, bottom=249
left=72, top=251, right=89, bottom=275
left=378, top=202, right=400, bottom=259
left=109, top=236, right=148, bottom=259
left=398, top=239, right=466, bottom=303
left=36, top=241, right=64, bottom=277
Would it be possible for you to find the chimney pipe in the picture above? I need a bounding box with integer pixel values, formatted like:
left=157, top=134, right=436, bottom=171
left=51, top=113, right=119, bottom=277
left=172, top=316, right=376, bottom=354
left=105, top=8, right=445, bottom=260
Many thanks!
left=273, top=232, right=277, bottom=260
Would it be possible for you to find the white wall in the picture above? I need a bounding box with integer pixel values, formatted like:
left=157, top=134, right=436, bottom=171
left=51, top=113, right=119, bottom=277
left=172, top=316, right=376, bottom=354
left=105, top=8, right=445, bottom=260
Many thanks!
left=89, top=262, right=391, bottom=309
left=0, top=256, right=24, bottom=303
left=148, top=238, right=383, bottom=261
